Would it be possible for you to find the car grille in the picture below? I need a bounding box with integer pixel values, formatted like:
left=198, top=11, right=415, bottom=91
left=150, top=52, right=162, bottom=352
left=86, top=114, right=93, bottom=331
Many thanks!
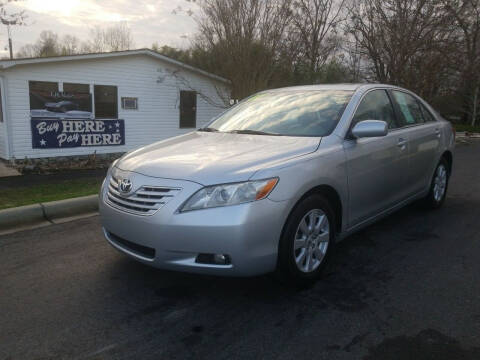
left=105, top=176, right=181, bottom=215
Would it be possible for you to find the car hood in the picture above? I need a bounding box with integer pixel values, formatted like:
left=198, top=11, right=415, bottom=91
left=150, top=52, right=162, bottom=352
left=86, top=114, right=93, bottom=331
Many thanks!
left=116, top=132, right=320, bottom=185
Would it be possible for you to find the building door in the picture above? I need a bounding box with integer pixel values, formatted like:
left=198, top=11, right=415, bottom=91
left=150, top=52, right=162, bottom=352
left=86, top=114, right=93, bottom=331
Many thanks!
left=180, top=90, right=197, bottom=128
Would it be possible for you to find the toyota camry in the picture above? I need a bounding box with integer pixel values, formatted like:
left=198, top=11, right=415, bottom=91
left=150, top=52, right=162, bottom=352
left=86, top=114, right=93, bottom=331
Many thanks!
left=99, top=84, right=454, bottom=282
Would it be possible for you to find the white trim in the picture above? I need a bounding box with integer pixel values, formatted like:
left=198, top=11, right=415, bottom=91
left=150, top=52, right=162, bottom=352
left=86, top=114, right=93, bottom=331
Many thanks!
left=0, top=49, right=231, bottom=85
left=0, top=76, right=11, bottom=159
left=90, top=83, right=95, bottom=118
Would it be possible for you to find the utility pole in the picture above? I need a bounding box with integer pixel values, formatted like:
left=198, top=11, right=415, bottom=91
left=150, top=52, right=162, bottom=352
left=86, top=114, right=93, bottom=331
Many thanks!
left=7, top=24, right=12, bottom=59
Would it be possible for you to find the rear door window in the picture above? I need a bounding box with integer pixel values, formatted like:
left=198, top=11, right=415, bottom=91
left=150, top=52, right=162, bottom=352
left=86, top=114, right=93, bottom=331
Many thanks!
left=419, top=103, right=437, bottom=122
left=391, top=91, right=424, bottom=126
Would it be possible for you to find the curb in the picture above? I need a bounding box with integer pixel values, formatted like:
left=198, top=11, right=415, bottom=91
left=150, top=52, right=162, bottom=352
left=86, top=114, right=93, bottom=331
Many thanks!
left=456, top=132, right=480, bottom=138
left=0, top=195, right=99, bottom=235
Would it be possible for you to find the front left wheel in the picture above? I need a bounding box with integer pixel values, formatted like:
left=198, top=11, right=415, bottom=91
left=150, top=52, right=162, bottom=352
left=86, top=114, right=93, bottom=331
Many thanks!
left=277, top=194, right=335, bottom=284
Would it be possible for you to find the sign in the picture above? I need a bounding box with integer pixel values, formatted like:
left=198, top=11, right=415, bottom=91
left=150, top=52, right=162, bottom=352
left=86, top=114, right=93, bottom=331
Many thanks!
left=31, top=118, right=125, bottom=148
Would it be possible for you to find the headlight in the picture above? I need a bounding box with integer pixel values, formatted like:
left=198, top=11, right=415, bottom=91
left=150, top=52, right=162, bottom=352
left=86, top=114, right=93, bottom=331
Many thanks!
left=179, top=178, right=278, bottom=212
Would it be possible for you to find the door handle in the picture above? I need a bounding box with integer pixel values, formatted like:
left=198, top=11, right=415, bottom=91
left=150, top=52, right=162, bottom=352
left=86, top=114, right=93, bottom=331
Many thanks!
left=397, top=138, right=407, bottom=151
left=435, top=128, right=441, bottom=138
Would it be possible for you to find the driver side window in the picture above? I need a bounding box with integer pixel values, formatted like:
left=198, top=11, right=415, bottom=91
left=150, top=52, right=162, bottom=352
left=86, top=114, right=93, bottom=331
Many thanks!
left=352, top=90, right=398, bottom=129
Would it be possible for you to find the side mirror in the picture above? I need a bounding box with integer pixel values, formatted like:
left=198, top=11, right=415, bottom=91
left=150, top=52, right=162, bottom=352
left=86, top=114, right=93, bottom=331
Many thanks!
left=351, top=120, right=388, bottom=139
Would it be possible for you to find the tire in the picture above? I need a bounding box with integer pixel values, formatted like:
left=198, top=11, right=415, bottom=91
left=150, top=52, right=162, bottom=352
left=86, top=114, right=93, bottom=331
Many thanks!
left=276, top=194, right=335, bottom=285
left=423, top=158, right=450, bottom=209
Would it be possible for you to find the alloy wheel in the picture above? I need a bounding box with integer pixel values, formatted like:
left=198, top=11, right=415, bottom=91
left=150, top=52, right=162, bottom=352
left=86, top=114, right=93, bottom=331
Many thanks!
left=433, top=164, right=447, bottom=202
left=293, top=209, right=330, bottom=273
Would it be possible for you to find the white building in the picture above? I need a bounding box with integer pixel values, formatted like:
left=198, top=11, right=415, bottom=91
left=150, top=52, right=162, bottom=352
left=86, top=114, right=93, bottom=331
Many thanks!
left=0, top=49, right=231, bottom=160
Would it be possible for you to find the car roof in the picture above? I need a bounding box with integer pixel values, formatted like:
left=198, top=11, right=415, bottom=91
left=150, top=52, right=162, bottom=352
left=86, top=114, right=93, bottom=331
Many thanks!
left=267, top=83, right=397, bottom=92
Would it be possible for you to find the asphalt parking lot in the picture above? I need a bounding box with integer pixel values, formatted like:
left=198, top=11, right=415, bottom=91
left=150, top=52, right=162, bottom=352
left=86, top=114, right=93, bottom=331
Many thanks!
left=1, top=141, right=480, bottom=360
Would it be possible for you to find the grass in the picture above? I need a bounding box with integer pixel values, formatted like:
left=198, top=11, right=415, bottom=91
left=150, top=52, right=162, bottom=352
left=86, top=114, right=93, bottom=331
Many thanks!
left=0, top=177, right=103, bottom=210
left=453, top=123, right=480, bottom=133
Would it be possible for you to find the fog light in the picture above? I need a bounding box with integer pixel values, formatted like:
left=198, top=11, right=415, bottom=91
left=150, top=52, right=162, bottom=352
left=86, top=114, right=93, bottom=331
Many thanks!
left=213, top=254, right=227, bottom=264
left=195, top=253, right=231, bottom=265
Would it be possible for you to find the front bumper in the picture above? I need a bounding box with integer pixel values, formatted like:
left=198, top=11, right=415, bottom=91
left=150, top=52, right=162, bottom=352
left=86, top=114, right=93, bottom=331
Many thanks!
left=99, top=171, right=289, bottom=276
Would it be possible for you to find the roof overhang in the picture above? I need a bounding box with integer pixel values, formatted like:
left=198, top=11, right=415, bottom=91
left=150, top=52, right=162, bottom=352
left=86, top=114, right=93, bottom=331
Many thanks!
left=0, top=48, right=231, bottom=85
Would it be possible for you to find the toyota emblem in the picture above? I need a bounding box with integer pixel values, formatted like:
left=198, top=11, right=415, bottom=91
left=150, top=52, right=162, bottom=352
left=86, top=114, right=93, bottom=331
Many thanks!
left=119, top=178, right=133, bottom=194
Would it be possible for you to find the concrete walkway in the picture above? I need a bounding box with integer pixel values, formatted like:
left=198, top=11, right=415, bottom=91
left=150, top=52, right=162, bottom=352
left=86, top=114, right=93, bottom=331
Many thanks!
left=0, top=161, right=20, bottom=177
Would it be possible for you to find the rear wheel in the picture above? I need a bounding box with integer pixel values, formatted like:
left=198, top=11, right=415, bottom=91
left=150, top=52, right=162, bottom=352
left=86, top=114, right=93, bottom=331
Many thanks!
left=424, top=158, right=449, bottom=209
left=277, top=194, right=335, bottom=284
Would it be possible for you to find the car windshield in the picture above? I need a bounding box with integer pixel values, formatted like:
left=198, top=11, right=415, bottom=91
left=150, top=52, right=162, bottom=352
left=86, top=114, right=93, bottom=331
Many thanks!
left=205, top=90, right=353, bottom=137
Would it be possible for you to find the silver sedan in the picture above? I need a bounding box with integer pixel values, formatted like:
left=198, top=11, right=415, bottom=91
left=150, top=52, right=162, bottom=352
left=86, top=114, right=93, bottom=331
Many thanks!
left=99, top=84, right=454, bottom=283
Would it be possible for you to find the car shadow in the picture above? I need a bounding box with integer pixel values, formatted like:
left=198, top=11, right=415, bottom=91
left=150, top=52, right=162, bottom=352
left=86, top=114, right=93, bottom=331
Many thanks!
left=84, top=194, right=475, bottom=358
left=102, top=188, right=478, bottom=326
left=104, top=201, right=431, bottom=315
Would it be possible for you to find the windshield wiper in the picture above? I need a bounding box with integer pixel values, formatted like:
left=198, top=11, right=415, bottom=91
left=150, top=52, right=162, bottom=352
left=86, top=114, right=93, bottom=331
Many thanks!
left=198, top=127, right=219, bottom=132
left=227, top=129, right=282, bottom=136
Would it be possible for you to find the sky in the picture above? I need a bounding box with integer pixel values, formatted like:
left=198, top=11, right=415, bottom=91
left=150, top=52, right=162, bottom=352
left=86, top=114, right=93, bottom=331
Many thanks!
left=2, top=0, right=198, bottom=57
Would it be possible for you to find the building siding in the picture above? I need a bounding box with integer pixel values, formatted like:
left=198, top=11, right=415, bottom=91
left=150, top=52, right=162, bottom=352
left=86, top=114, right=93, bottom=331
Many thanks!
left=1, top=54, right=229, bottom=159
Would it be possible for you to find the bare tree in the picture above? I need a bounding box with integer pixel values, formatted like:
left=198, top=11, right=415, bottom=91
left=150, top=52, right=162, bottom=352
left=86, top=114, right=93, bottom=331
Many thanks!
left=17, top=31, right=82, bottom=58
left=341, top=33, right=363, bottom=82
left=15, top=42, right=35, bottom=58
left=17, top=30, right=60, bottom=58
left=194, top=0, right=293, bottom=99
left=163, top=68, right=231, bottom=108
left=83, top=26, right=105, bottom=53
left=442, top=0, right=480, bottom=126
left=59, top=34, right=81, bottom=55
left=36, top=30, right=58, bottom=57
left=103, top=22, right=135, bottom=51
left=291, top=0, right=347, bottom=82
left=346, top=0, right=456, bottom=99
left=83, top=22, right=135, bottom=53
left=16, top=30, right=76, bottom=58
